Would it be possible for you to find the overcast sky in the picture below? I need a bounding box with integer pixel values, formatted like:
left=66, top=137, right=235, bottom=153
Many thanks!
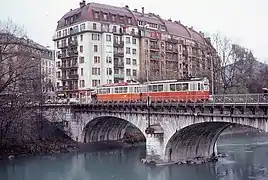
left=1, top=0, right=267, bottom=62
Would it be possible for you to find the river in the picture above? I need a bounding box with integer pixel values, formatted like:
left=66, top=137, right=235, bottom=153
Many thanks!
left=1, top=133, right=268, bottom=180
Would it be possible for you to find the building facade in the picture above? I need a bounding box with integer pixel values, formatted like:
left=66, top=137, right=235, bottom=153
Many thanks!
left=0, top=33, right=55, bottom=101
left=53, top=1, right=216, bottom=100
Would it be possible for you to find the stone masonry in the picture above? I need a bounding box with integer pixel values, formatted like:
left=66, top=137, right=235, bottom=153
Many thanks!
left=43, top=102, right=268, bottom=163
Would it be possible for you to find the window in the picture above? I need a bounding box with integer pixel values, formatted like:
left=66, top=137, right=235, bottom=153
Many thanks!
left=80, top=45, right=83, bottom=53
left=138, top=20, right=143, bottom=26
left=106, top=34, right=111, bottom=41
left=79, top=57, right=84, bottom=63
left=112, top=26, right=116, bottom=32
left=112, top=15, right=116, bottom=21
left=132, top=48, right=136, bottom=55
left=94, top=56, right=100, bottom=63
left=93, top=45, right=98, bottom=52
left=132, top=59, right=137, bottom=65
left=106, top=56, right=112, bottom=63
left=94, top=12, right=99, bottom=19
left=80, top=35, right=83, bottom=41
left=81, top=68, right=83, bottom=76
left=126, top=69, right=131, bottom=76
left=80, top=80, right=85, bottom=87
left=133, top=69, right=137, bottom=76
left=132, top=38, right=136, bottom=44
left=92, top=34, right=100, bottom=40
left=126, top=58, right=131, bottom=65
left=106, top=68, right=112, bottom=75
left=92, top=80, right=100, bottom=87
left=127, top=17, right=132, bottom=24
left=93, top=23, right=97, bottom=30
left=126, top=37, right=131, bottom=44
left=126, top=47, right=131, bottom=54
left=92, top=68, right=100, bottom=75
left=57, top=71, right=60, bottom=78
left=56, top=61, right=60, bottom=67
left=80, top=23, right=85, bottom=31
left=119, top=16, right=124, bottom=23
left=103, top=13, right=108, bottom=20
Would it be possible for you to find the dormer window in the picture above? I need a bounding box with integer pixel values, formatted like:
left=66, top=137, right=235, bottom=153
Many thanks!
left=103, top=13, right=108, bottom=21
left=94, top=12, right=99, bottom=19
left=138, top=20, right=143, bottom=26
left=119, top=16, right=124, bottom=23
left=112, top=15, right=116, bottom=21
left=127, top=17, right=132, bottom=24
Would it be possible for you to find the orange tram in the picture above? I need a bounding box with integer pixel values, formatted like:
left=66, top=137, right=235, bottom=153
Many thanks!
left=94, top=77, right=210, bottom=103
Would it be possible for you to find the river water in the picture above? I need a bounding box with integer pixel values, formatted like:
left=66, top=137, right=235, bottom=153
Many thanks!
left=1, top=133, right=268, bottom=180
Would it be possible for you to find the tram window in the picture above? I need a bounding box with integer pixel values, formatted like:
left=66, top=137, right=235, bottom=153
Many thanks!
left=170, top=84, right=175, bottom=91
left=115, top=87, right=119, bottom=93
left=182, top=83, right=188, bottom=91
left=176, top=83, right=182, bottom=91
left=107, top=88, right=110, bottom=93
left=201, top=83, right=204, bottom=90
left=123, top=87, right=128, bottom=93
left=153, top=85, right=158, bottom=92
left=158, top=85, right=163, bottom=91
left=148, top=85, right=152, bottom=92
left=198, top=83, right=201, bottom=91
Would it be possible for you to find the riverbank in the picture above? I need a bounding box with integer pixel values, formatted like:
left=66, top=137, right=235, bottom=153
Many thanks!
left=0, top=131, right=145, bottom=160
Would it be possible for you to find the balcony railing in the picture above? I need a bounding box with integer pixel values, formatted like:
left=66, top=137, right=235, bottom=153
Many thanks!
left=150, top=45, right=159, bottom=50
left=68, top=74, right=79, bottom=79
left=60, top=63, right=78, bottom=69
left=114, top=62, right=124, bottom=68
left=114, top=52, right=124, bottom=57
left=150, top=54, right=160, bottom=60
left=113, top=41, right=124, bottom=47
left=114, top=74, right=124, bottom=79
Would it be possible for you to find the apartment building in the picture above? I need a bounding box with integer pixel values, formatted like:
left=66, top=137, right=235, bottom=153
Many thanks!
left=53, top=1, right=216, bottom=99
left=0, top=33, right=55, bottom=100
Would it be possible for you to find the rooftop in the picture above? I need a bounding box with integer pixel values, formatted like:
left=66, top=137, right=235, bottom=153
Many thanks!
left=56, top=2, right=206, bottom=44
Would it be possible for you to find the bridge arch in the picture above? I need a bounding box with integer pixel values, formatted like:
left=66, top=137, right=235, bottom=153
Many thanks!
left=163, top=117, right=267, bottom=162
left=81, top=116, right=146, bottom=143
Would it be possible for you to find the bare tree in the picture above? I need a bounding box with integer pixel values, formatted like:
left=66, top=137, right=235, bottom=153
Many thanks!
left=0, top=20, right=47, bottom=151
left=206, top=32, right=258, bottom=94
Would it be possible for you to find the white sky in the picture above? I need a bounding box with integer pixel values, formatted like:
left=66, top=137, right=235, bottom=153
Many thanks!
left=1, top=0, right=267, bottom=62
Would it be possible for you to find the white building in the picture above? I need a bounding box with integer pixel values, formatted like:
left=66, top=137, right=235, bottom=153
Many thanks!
left=53, top=1, right=140, bottom=100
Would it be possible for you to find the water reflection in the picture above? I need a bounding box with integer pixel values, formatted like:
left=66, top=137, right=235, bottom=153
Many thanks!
left=0, top=134, right=268, bottom=180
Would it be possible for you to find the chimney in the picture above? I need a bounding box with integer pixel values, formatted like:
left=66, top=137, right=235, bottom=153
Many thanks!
left=142, top=7, right=144, bottom=14
left=134, top=8, right=137, bottom=12
left=125, top=5, right=129, bottom=8
left=80, top=0, right=86, bottom=8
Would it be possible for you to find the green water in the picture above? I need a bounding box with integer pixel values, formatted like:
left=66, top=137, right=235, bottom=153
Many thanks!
left=1, top=134, right=268, bottom=180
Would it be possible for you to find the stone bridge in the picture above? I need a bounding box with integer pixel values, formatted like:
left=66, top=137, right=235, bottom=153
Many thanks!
left=43, top=93, right=268, bottom=163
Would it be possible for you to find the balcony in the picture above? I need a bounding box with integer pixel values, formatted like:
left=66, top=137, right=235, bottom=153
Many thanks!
left=150, top=45, right=159, bottom=51
left=114, top=62, right=124, bottom=68
left=114, top=52, right=124, bottom=57
left=150, top=54, right=160, bottom=60
left=165, top=48, right=173, bottom=52
left=113, top=41, right=124, bottom=48
left=60, top=51, right=79, bottom=59
left=114, top=74, right=124, bottom=79
left=167, top=38, right=178, bottom=44
left=68, top=74, right=79, bottom=79
left=69, top=40, right=78, bottom=46
left=60, top=63, right=78, bottom=69
left=182, top=50, right=188, bottom=56
left=58, top=43, right=68, bottom=49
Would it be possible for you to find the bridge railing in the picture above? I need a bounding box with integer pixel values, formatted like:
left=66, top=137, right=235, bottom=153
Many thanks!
left=211, top=93, right=268, bottom=104
left=53, top=93, right=267, bottom=105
